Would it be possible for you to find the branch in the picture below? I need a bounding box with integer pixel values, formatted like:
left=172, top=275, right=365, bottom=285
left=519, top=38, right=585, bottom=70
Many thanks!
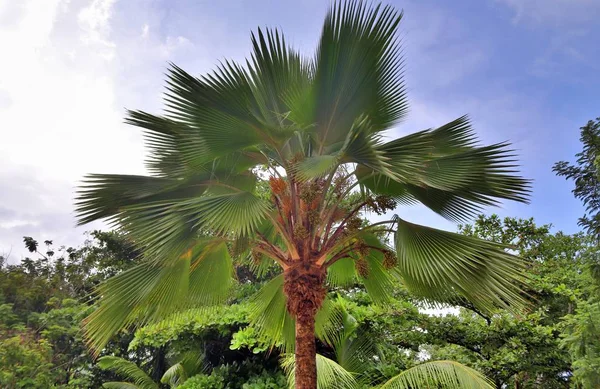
left=256, top=232, right=287, bottom=262
left=253, top=244, right=288, bottom=270
left=322, top=200, right=370, bottom=252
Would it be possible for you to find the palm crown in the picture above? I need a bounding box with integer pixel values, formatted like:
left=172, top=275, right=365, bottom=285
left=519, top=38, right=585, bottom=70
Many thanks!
left=76, top=2, right=530, bottom=388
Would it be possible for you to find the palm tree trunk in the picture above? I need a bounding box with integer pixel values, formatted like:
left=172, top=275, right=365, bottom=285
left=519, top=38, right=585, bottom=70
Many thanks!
left=295, top=309, right=318, bottom=389
left=283, top=262, right=326, bottom=389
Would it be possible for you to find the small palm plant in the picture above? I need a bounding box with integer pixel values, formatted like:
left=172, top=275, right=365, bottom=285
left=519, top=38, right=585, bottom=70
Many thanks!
left=76, top=1, right=530, bottom=388
left=97, top=352, right=203, bottom=388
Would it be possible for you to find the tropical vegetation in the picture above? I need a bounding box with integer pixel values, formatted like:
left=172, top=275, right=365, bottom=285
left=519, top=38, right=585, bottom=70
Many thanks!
left=0, top=1, right=598, bottom=388
left=74, top=2, right=530, bottom=388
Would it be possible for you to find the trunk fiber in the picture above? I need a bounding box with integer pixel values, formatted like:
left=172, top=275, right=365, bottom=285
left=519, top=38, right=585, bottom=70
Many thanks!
left=295, top=310, right=317, bottom=389
left=283, top=263, right=326, bottom=389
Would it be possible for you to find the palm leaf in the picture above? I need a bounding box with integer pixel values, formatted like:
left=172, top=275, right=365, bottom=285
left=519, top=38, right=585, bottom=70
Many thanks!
left=161, top=364, right=186, bottom=388
left=97, top=356, right=158, bottom=389
left=333, top=305, right=379, bottom=375
left=282, top=353, right=359, bottom=389
left=394, top=217, right=528, bottom=313
left=327, top=256, right=357, bottom=287
left=380, top=360, right=494, bottom=389
left=103, top=383, right=140, bottom=389
left=248, top=274, right=343, bottom=352
left=357, top=116, right=530, bottom=223
left=84, top=241, right=233, bottom=353
left=76, top=172, right=270, bottom=259
left=247, top=28, right=312, bottom=139
left=161, top=350, right=204, bottom=388
left=357, top=232, right=396, bottom=304
left=310, top=1, right=407, bottom=150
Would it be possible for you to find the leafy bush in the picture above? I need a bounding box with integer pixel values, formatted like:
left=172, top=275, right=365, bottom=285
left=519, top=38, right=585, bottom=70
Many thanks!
left=178, top=361, right=286, bottom=389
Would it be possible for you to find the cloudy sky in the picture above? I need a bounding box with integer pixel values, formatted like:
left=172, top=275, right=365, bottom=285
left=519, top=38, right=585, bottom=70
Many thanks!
left=1, top=0, right=599, bottom=261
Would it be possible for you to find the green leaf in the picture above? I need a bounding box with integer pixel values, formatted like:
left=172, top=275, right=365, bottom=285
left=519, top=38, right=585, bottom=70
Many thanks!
left=357, top=232, right=396, bottom=304
left=103, top=383, right=141, bottom=389
left=394, top=218, right=529, bottom=314
left=332, top=306, right=378, bottom=375
left=97, top=356, right=158, bottom=389
left=248, top=275, right=343, bottom=352
left=282, top=353, right=359, bottom=389
left=310, top=1, right=406, bottom=149
left=380, top=360, right=494, bottom=389
left=84, top=241, right=233, bottom=354
left=327, top=257, right=357, bottom=287
left=357, top=116, right=530, bottom=222
left=294, top=155, right=340, bottom=181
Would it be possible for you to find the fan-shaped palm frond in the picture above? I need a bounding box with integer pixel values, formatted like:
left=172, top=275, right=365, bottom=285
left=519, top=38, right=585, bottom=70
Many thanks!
left=394, top=217, right=528, bottom=313
left=282, top=353, right=359, bottom=389
left=248, top=274, right=344, bottom=352
left=97, top=356, right=159, bottom=389
left=380, top=360, right=494, bottom=389
left=161, top=351, right=205, bottom=387
left=84, top=241, right=233, bottom=352
left=103, top=383, right=140, bottom=389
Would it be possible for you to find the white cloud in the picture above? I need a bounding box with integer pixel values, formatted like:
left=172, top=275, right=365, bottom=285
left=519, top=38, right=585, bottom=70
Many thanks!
left=77, top=0, right=116, bottom=59
left=159, top=35, right=193, bottom=58
left=0, top=0, right=145, bottom=260
left=496, top=0, right=600, bottom=26
left=141, top=23, right=149, bottom=39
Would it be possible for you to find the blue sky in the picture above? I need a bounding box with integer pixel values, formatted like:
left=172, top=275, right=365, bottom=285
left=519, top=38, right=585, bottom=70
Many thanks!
left=1, top=0, right=599, bottom=260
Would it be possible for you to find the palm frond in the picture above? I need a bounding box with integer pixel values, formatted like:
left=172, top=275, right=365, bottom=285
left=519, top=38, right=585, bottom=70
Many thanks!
left=248, top=274, right=295, bottom=351
left=161, top=350, right=205, bottom=389
left=327, top=257, right=357, bottom=287
left=247, top=28, right=312, bottom=138
left=282, top=353, right=359, bottom=389
left=380, top=360, right=494, bottom=389
left=311, top=0, right=406, bottom=149
left=248, top=275, right=343, bottom=352
left=394, top=218, right=529, bottom=313
left=356, top=231, right=396, bottom=304
left=163, top=63, right=269, bottom=163
left=103, top=383, right=140, bottom=389
left=97, top=356, right=158, bottom=389
left=294, top=154, right=340, bottom=181
left=76, top=172, right=270, bottom=259
left=161, top=364, right=186, bottom=388
left=357, top=116, right=530, bottom=222
left=84, top=241, right=233, bottom=354
left=333, top=306, right=378, bottom=375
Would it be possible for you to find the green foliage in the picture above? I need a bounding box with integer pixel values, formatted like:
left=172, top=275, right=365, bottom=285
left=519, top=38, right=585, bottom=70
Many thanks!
left=0, top=232, right=144, bottom=388
left=177, top=362, right=287, bottom=389
left=554, top=117, right=600, bottom=237
left=380, top=360, right=494, bottom=389
left=425, top=215, right=599, bottom=388
left=0, top=331, right=56, bottom=388
left=97, top=356, right=159, bottom=389
left=74, top=3, right=530, bottom=370
left=562, top=301, right=600, bottom=388
left=131, top=304, right=250, bottom=350
left=394, top=217, right=528, bottom=313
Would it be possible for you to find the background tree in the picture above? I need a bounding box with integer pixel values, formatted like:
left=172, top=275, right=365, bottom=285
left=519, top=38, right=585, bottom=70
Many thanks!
left=0, top=232, right=142, bottom=388
left=75, top=2, right=530, bottom=388
left=553, top=115, right=600, bottom=388
left=554, top=117, right=600, bottom=238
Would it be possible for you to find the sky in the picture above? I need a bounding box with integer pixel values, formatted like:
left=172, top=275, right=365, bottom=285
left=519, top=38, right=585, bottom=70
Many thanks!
left=1, top=0, right=599, bottom=261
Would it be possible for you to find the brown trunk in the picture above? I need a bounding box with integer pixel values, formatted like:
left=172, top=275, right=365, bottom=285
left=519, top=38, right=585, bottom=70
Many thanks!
left=283, top=262, right=326, bottom=389
left=295, top=309, right=317, bottom=389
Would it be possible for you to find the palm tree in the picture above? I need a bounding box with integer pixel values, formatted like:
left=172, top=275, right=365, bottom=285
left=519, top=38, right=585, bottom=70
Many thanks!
left=282, top=301, right=495, bottom=388
left=75, top=1, right=530, bottom=388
